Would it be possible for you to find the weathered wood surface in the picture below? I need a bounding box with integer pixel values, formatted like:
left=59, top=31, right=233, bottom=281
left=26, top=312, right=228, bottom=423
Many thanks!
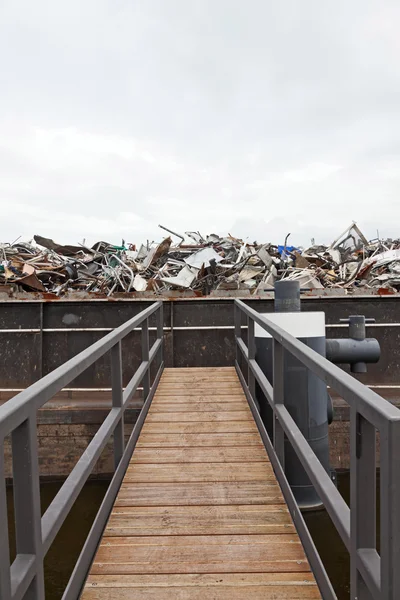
left=81, top=367, right=320, bottom=599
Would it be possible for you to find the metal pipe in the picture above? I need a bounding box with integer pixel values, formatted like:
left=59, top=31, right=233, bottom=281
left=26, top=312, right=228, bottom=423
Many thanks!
left=274, top=280, right=301, bottom=312
left=158, top=224, right=185, bottom=244
left=326, top=339, right=380, bottom=365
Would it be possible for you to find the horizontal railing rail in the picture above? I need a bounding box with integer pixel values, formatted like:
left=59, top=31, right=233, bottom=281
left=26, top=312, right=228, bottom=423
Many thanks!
left=234, top=299, right=400, bottom=600
left=0, top=301, right=164, bottom=600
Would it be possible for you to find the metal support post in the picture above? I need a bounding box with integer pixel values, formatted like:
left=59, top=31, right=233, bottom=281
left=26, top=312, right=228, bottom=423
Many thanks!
left=11, top=417, right=45, bottom=599
left=234, top=304, right=241, bottom=366
left=0, top=447, right=11, bottom=599
left=380, top=418, right=400, bottom=599
left=273, top=338, right=285, bottom=469
left=141, top=319, right=150, bottom=401
left=157, top=302, right=164, bottom=365
left=248, top=317, right=256, bottom=401
left=350, top=409, right=376, bottom=600
left=111, top=342, right=124, bottom=470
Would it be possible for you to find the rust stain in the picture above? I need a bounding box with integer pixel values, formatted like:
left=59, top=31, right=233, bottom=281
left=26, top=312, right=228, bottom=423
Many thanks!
left=377, top=287, right=396, bottom=296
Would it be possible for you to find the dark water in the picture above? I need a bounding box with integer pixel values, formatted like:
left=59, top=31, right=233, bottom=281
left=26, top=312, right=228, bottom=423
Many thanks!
left=304, top=471, right=380, bottom=600
left=6, top=480, right=109, bottom=600
left=6, top=472, right=376, bottom=599
left=304, top=473, right=351, bottom=599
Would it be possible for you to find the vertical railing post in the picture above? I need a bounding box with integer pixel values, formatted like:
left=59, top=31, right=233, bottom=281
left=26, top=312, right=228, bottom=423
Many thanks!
left=157, top=304, right=164, bottom=365
left=38, top=302, right=44, bottom=380
left=142, top=319, right=150, bottom=401
left=350, top=409, right=376, bottom=600
left=234, top=303, right=241, bottom=366
left=0, top=443, right=11, bottom=599
left=247, top=317, right=256, bottom=401
left=11, top=417, right=45, bottom=599
left=273, top=338, right=285, bottom=469
left=380, top=418, right=400, bottom=599
left=111, top=341, right=124, bottom=470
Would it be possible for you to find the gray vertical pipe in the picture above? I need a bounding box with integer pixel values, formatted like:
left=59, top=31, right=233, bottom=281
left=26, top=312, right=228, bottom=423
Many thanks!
left=256, top=280, right=331, bottom=509
left=274, top=280, right=301, bottom=313
left=278, top=281, right=330, bottom=509
left=349, top=315, right=367, bottom=374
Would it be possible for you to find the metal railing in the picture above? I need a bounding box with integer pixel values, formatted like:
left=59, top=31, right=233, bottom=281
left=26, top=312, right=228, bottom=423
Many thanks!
left=0, top=301, right=164, bottom=600
left=234, top=299, right=400, bottom=600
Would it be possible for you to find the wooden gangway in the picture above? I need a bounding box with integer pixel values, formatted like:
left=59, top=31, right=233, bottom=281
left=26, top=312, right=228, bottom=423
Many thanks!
left=81, top=367, right=320, bottom=599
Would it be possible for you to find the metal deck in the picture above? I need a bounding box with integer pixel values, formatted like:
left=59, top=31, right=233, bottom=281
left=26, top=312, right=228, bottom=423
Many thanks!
left=81, top=367, right=320, bottom=599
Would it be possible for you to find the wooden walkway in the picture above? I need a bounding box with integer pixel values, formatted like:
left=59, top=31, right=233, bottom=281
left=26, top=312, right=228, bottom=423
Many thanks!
left=81, top=367, right=320, bottom=599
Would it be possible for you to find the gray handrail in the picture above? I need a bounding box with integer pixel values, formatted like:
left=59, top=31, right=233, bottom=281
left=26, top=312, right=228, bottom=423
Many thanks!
left=0, top=301, right=164, bottom=600
left=234, top=299, right=400, bottom=600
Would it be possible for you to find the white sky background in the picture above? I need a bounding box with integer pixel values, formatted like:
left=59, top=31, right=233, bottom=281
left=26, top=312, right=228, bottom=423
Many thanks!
left=1, top=0, right=400, bottom=247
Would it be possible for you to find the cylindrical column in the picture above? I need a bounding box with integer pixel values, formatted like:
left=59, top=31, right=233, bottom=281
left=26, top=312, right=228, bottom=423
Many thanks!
left=274, top=280, right=300, bottom=313
left=349, top=315, right=367, bottom=373
left=348, top=315, right=366, bottom=341
left=255, top=280, right=331, bottom=510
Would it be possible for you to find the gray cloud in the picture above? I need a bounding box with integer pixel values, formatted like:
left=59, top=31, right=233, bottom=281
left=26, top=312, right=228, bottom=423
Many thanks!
left=0, top=0, right=400, bottom=247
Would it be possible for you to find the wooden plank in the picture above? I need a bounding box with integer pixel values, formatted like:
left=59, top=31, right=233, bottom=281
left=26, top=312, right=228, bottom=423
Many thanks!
left=153, top=394, right=246, bottom=403
left=136, top=433, right=263, bottom=447
left=123, top=462, right=276, bottom=483
left=98, top=533, right=299, bottom=546
left=104, top=505, right=295, bottom=536
left=82, top=584, right=320, bottom=599
left=155, top=388, right=243, bottom=396
left=149, top=402, right=249, bottom=413
left=157, top=383, right=244, bottom=390
left=161, top=367, right=235, bottom=371
left=145, top=411, right=253, bottom=422
left=115, top=482, right=285, bottom=506
left=156, top=380, right=243, bottom=386
left=160, top=374, right=239, bottom=380
left=85, top=572, right=318, bottom=587
left=103, top=523, right=294, bottom=538
left=92, top=536, right=308, bottom=574
left=83, top=573, right=320, bottom=598
left=162, top=373, right=238, bottom=385
left=158, top=384, right=241, bottom=389
left=130, top=447, right=268, bottom=464
left=163, top=367, right=236, bottom=372
left=140, top=422, right=259, bottom=434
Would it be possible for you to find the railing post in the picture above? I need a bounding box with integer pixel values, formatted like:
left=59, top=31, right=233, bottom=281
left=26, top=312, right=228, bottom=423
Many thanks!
left=111, top=341, right=124, bottom=470
left=247, top=317, right=256, bottom=400
left=142, top=319, right=150, bottom=401
left=273, top=338, right=285, bottom=469
left=0, top=443, right=11, bottom=599
left=11, top=417, right=45, bottom=599
left=234, top=303, right=241, bottom=366
left=380, top=418, right=400, bottom=599
left=350, top=409, right=376, bottom=600
left=156, top=303, right=164, bottom=364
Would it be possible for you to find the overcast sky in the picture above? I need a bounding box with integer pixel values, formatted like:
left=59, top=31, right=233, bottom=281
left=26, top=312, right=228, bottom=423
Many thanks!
left=1, top=1, right=400, bottom=247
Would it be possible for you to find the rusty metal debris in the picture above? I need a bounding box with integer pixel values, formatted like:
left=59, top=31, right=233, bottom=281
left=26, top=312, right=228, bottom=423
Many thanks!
left=1, top=223, right=400, bottom=296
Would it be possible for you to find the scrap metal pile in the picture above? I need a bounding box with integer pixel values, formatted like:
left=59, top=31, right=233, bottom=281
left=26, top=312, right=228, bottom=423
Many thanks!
left=1, top=224, right=400, bottom=296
